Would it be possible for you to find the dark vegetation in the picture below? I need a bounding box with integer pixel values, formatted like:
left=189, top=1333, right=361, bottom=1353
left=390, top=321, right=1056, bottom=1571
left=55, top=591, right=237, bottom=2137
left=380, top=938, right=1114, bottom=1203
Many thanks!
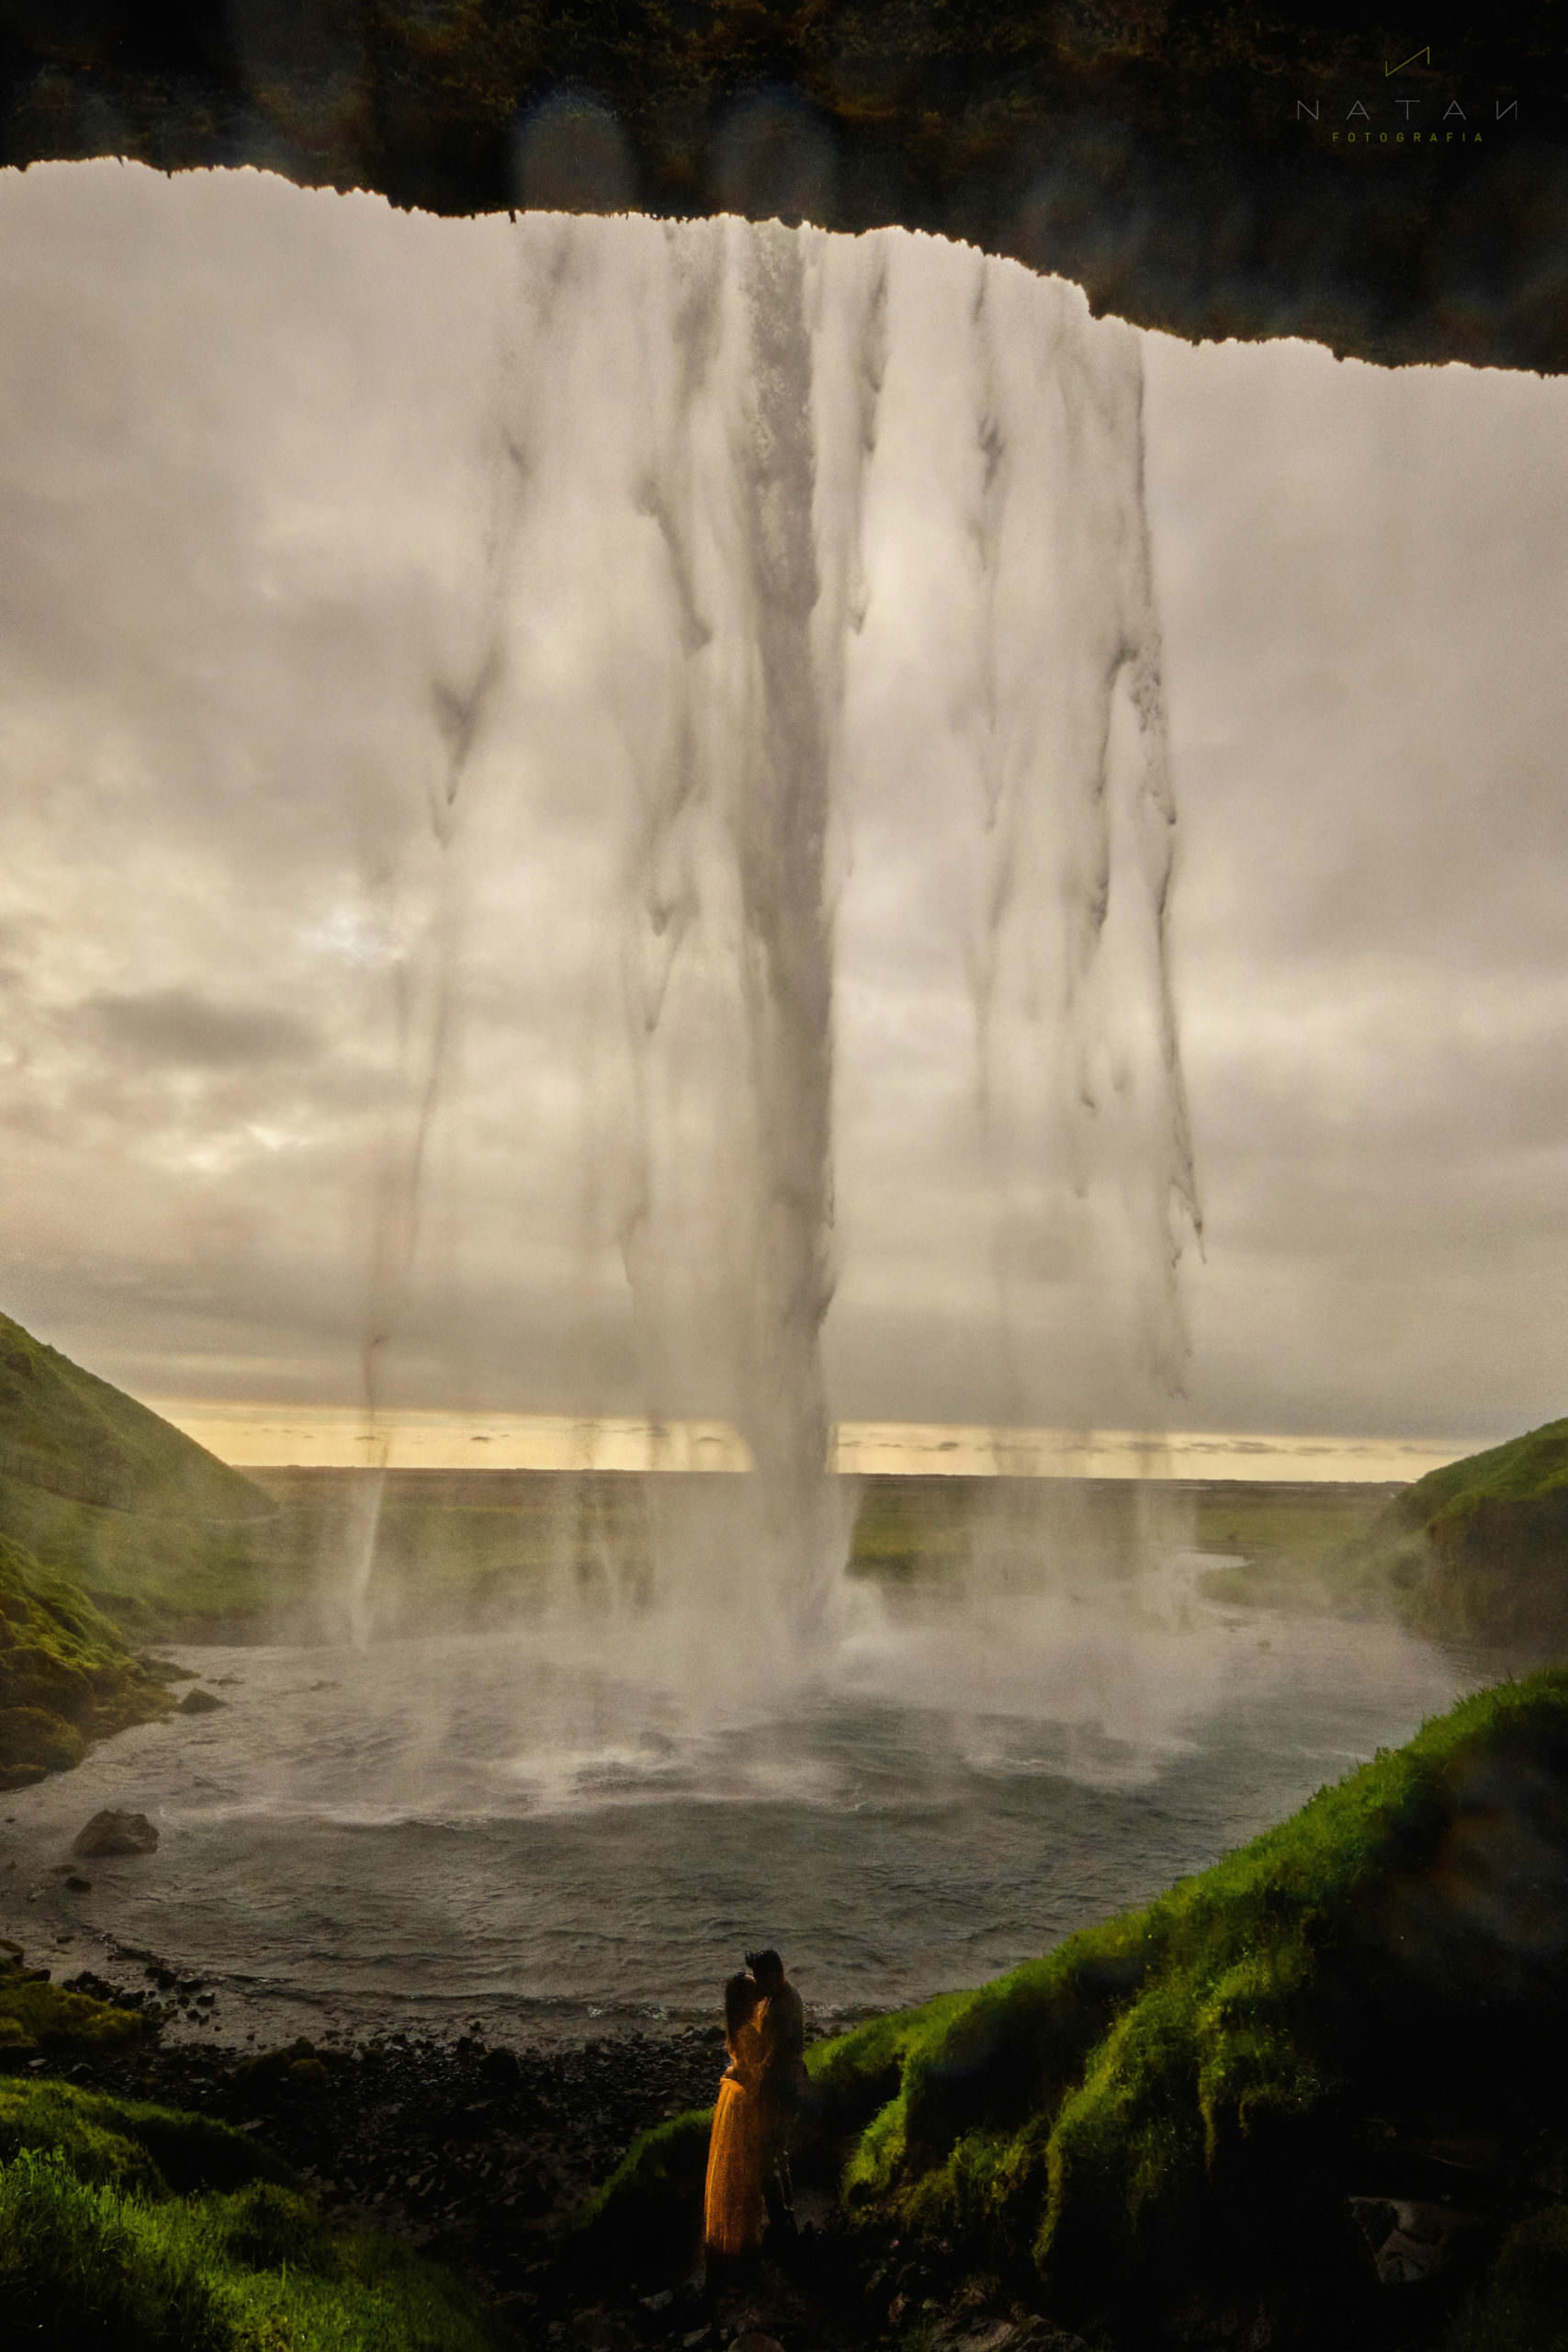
left=0, top=1930, right=731, bottom=2351
left=586, top=1669, right=1568, bottom=2350
left=0, top=2089, right=499, bottom=2350
left=2, top=1, right=1565, bottom=370
left=6, top=1307, right=1568, bottom=2336
left=0, top=1943, right=501, bottom=2346
left=1332, top=1419, right=1568, bottom=1650
left=0, top=1532, right=175, bottom=1792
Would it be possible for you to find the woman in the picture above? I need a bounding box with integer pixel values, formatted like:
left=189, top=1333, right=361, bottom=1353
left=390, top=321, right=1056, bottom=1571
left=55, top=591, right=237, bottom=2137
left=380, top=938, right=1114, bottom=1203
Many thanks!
left=702, top=1970, right=766, bottom=2266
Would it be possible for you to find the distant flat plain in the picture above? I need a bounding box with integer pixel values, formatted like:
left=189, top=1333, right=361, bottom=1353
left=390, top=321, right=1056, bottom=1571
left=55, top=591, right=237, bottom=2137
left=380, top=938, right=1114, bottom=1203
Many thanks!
left=240, top=1463, right=1404, bottom=1633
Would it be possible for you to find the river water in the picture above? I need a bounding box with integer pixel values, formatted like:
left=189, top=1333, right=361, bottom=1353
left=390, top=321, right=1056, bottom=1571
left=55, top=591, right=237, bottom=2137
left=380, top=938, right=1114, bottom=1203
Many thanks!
left=1, top=1571, right=1489, bottom=2049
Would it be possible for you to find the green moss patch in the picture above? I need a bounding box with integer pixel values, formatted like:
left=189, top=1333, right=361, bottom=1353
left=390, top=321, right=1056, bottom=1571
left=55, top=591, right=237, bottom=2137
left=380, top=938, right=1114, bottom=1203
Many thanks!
left=1335, top=1419, right=1568, bottom=1646
left=0, top=2079, right=498, bottom=2350
left=795, top=1673, right=1568, bottom=2329
left=0, top=2078, right=288, bottom=2195
left=0, top=1308, right=301, bottom=1639
left=573, top=2106, right=715, bottom=2278
left=0, top=1956, right=148, bottom=2060
left=0, top=1529, right=175, bottom=1783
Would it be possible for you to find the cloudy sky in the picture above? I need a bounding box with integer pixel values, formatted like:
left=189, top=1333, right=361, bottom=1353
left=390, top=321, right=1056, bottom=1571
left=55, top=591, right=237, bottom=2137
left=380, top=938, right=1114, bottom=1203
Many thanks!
left=2, top=160, right=1565, bottom=1468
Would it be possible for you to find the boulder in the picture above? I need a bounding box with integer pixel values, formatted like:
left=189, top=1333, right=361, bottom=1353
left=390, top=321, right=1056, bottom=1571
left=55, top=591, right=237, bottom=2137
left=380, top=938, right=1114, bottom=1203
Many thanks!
left=71, top=1808, right=159, bottom=1859
left=175, top=1688, right=225, bottom=1715
left=1348, top=2195, right=1483, bottom=2287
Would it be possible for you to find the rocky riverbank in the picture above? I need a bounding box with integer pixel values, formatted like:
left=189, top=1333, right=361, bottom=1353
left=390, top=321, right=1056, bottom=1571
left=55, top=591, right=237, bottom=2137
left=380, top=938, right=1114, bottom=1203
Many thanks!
left=8, top=1668, right=1568, bottom=2351
left=22, top=1922, right=1567, bottom=2352
left=10, top=1948, right=1076, bottom=2352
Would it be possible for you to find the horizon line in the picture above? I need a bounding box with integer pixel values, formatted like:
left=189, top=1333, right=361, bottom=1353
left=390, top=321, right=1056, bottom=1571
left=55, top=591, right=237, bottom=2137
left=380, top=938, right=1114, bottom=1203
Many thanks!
left=145, top=1400, right=1477, bottom=1485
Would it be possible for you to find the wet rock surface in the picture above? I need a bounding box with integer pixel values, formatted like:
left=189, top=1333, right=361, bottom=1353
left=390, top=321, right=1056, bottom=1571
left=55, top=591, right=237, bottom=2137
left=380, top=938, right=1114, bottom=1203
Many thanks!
left=70, top=1806, right=159, bottom=1857
left=174, top=1686, right=226, bottom=1714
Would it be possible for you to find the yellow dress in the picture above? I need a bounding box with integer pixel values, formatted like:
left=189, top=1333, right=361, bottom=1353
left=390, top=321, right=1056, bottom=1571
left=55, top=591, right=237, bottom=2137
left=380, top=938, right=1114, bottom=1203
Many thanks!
left=703, top=2014, right=766, bottom=2258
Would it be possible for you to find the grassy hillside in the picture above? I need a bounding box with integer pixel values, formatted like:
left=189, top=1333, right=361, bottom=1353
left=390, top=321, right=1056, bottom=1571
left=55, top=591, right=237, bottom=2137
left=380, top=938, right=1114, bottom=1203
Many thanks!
left=0, top=1312, right=262, bottom=1521
left=1333, top=1419, right=1568, bottom=1647
left=587, top=1670, right=1568, bottom=2346
left=0, top=1954, right=498, bottom=2351
left=0, top=1531, right=175, bottom=1791
left=0, top=1311, right=305, bottom=1637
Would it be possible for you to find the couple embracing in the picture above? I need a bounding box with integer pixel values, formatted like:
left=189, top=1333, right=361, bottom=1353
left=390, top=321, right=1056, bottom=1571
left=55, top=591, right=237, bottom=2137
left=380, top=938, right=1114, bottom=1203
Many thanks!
left=702, top=1947, right=809, bottom=2268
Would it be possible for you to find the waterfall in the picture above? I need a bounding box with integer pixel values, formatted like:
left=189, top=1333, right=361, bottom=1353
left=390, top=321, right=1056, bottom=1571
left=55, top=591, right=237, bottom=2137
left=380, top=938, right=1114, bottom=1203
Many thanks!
left=340, top=208, right=1197, bottom=1659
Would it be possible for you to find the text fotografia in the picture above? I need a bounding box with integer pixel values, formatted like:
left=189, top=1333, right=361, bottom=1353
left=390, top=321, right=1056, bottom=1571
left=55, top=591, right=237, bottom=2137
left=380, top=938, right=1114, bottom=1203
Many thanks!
left=1297, top=47, right=1522, bottom=147
left=1299, top=101, right=1518, bottom=146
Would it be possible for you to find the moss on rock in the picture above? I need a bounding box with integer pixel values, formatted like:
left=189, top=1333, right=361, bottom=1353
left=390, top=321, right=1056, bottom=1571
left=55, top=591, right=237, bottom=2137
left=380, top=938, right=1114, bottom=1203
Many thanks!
left=573, top=2106, right=715, bottom=2278
left=0, top=1530, right=174, bottom=1785
left=0, top=1703, right=87, bottom=1776
left=1337, top=1419, right=1568, bottom=1646
left=0, top=1946, right=148, bottom=2061
left=0, top=1309, right=299, bottom=1641
left=821, top=1670, right=1568, bottom=2331
left=583, top=1674, right=1568, bottom=2339
left=0, top=2075, right=498, bottom=2350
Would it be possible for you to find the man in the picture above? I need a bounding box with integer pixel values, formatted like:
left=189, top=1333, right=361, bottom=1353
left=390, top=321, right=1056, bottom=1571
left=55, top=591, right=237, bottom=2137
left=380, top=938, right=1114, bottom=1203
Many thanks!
left=744, top=1947, right=808, bottom=2238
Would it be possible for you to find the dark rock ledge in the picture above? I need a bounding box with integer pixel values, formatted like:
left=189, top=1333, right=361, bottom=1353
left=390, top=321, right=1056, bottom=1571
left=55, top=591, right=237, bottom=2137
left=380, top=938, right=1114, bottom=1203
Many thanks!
left=1, top=3, right=1564, bottom=373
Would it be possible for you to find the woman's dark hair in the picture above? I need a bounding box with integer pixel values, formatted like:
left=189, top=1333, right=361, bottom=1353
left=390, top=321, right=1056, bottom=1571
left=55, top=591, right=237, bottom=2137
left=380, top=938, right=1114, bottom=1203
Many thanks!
left=744, top=1948, right=783, bottom=1985
left=724, top=1971, right=758, bottom=2037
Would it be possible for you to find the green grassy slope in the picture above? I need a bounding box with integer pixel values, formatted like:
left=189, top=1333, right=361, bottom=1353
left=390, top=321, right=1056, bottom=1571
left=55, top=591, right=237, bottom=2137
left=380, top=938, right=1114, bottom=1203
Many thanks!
left=0, top=1530, right=175, bottom=1790
left=588, top=1672, right=1568, bottom=2341
left=1334, top=1419, right=1568, bottom=1645
left=0, top=1312, right=300, bottom=1636
left=0, top=1960, right=498, bottom=2352
left=0, top=1312, right=262, bottom=1521
left=0, top=1941, right=150, bottom=2058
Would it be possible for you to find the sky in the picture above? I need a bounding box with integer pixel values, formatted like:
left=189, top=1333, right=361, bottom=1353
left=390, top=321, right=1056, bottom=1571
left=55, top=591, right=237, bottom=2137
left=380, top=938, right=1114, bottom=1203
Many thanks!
left=2, top=160, right=1565, bottom=1474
